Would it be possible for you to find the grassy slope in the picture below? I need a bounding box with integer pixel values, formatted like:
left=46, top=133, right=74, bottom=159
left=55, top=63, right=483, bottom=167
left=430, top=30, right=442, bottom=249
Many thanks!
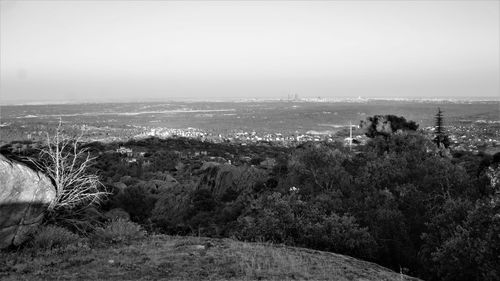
left=0, top=235, right=421, bottom=281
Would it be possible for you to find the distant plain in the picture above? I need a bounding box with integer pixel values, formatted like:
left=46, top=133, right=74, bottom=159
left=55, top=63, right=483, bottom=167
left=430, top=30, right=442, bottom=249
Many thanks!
left=1, top=101, right=498, bottom=138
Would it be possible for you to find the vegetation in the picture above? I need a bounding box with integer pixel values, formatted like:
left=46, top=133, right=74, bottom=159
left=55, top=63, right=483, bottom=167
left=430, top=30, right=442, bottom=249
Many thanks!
left=93, top=219, right=145, bottom=245
left=360, top=115, right=418, bottom=138
left=25, top=121, right=108, bottom=234
left=435, top=107, right=444, bottom=135
left=31, top=121, right=107, bottom=212
left=433, top=107, right=450, bottom=148
left=84, top=128, right=499, bottom=280
left=2, top=114, right=499, bottom=280
left=0, top=235, right=419, bottom=281
left=28, top=225, right=81, bottom=251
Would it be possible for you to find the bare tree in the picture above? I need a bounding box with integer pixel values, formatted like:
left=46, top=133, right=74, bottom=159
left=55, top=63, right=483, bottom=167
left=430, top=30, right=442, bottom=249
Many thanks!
left=31, top=120, right=107, bottom=212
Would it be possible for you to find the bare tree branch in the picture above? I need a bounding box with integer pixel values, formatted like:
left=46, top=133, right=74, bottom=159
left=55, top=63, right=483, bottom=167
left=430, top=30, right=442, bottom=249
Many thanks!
left=28, top=120, right=108, bottom=212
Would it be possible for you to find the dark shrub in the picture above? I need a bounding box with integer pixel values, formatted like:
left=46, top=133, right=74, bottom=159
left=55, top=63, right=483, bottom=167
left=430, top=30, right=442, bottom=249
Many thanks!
left=29, top=225, right=80, bottom=250
left=300, top=213, right=377, bottom=259
left=112, top=184, right=158, bottom=223
left=424, top=201, right=500, bottom=281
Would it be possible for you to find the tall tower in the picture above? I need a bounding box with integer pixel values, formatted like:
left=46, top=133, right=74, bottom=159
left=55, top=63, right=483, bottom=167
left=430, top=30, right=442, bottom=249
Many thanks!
left=349, top=121, right=352, bottom=151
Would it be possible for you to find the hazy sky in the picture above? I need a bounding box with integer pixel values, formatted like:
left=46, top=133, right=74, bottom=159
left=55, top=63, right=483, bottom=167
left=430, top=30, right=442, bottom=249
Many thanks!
left=1, top=0, right=499, bottom=103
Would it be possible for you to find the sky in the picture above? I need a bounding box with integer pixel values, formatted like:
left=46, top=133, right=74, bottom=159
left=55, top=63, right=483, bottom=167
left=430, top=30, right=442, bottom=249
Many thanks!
left=0, top=0, right=499, bottom=104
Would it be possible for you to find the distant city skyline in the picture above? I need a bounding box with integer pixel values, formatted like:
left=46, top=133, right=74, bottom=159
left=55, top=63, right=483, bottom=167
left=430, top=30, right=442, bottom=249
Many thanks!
left=1, top=0, right=499, bottom=104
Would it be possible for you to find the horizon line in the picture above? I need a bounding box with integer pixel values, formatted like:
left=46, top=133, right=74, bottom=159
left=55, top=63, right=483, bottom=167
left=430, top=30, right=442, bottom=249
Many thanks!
left=2, top=96, right=499, bottom=106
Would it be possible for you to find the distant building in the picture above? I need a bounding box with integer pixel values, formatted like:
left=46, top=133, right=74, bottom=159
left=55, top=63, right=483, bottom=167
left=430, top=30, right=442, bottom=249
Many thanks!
left=116, top=146, right=133, bottom=157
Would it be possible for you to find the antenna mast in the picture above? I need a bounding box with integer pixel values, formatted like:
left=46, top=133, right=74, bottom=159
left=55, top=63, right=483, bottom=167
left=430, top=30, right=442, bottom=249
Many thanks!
left=349, top=121, right=352, bottom=151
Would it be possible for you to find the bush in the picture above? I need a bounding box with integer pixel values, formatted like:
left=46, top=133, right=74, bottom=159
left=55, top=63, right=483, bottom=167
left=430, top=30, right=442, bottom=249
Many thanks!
left=29, top=225, right=80, bottom=250
left=111, top=184, right=158, bottom=223
left=30, top=121, right=108, bottom=213
left=428, top=202, right=500, bottom=281
left=151, top=184, right=193, bottom=234
left=44, top=206, right=106, bottom=235
left=93, top=219, right=145, bottom=244
left=300, top=213, right=377, bottom=259
left=104, top=208, right=130, bottom=221
left=237, top=192, right=298, bottom=244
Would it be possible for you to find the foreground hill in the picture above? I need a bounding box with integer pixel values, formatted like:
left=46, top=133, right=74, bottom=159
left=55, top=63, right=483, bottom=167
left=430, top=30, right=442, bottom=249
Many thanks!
left=0, top=235, right=420, bottom=281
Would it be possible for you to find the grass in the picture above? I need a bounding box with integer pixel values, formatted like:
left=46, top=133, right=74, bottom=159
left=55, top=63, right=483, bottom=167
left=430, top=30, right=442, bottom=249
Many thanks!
left=93, top=219, right=145, bottom=245
left=28, top=225, right=81, bottom=251
left=0, top=234, right=421, bottom=281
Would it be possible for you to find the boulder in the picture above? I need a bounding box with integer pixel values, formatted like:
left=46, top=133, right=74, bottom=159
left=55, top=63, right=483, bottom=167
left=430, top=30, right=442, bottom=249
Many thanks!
left=0, top=154, right=55, bottom=249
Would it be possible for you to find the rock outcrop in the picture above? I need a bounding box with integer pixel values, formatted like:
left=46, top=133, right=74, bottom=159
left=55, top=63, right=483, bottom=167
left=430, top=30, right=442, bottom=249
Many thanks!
left=0, top=154, right=55, bottom=249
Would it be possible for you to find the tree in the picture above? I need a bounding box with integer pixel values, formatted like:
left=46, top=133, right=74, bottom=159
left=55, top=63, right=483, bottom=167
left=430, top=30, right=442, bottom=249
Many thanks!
left=433, top=108, right=450, bottom=148
left=289, top=142, right=352, bottom=196
left=435, top=108, right=444, bottom=135
left=31, top=121, right=107, bottom=214
left=422, top=200, right=500, bottom=281
left=360, top=115, right=418, bottom=138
